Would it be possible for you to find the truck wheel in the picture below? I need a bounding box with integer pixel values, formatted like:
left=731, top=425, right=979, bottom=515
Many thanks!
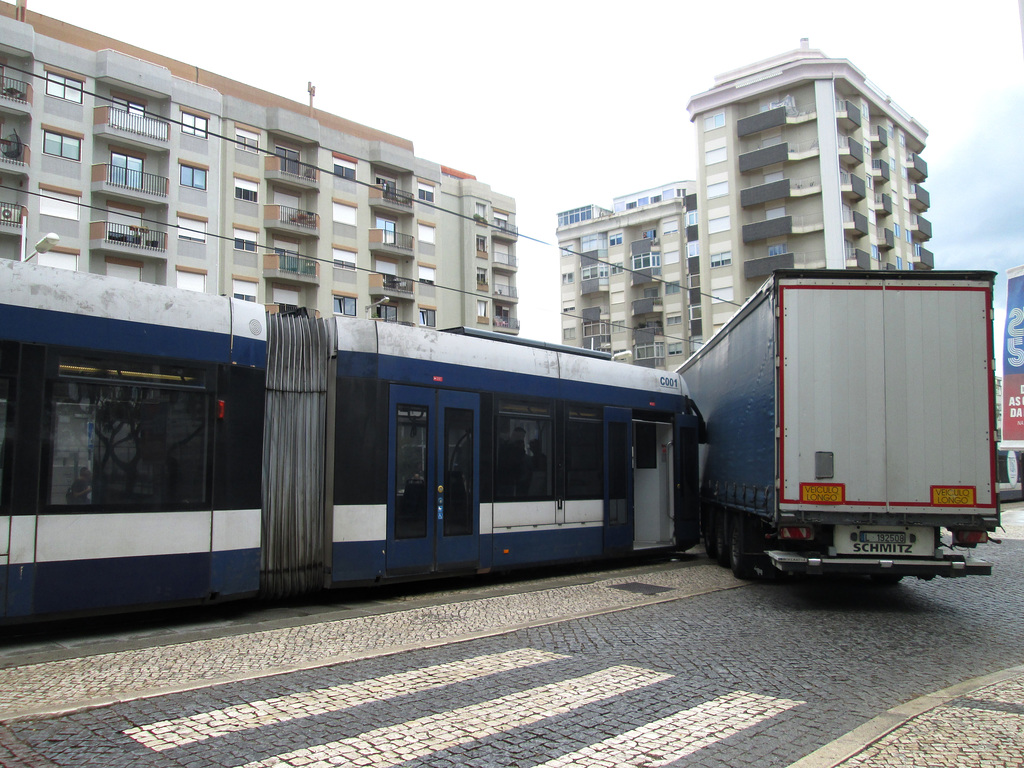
left=870, top=574, right=904, bottom=585
left=730, top=513, right=758, bottom=580
left=715, top=508, right=731, bottom=568
left=702, top=508, right=718, bottom=559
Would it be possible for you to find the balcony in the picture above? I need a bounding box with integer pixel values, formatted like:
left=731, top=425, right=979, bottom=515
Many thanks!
left=368, top=183, right=414, bottom=215
left=740, top=179, right=790, bottom=208
left=493, top=316, right=521, bottom=333
left=844, top=246, right=871, bottom=271
left=909, top=214, right=932, bottom=240
left=492, top=251, right=518, bottom=271
left=739, top=143, right=788, bottom=173
left=264, top=251, right=320, bottom=285
left=264, top=155, right=320, bottom=191
left=839, top=171, right=866, bottom=201
left=736, top=103, right=817, bottom=137
left=837, top=135, right=864, bottom=167
left=870, top=159, right=891, bottom=183
left=264, top=205, right=320, bottom=237
left=843, top=208, right=869, bottom=238
left=581, top=276, right=608, bottom=295
left=905, top=153, right=928, bottom=181
left=835, top=99, right=861, bottom=130
left=742, top=213, right=824, bottom=243
left=93, top=105, right=169, bottom=150
left=369, top=228, right=414, bottom=258
left=870, top=126, right=889, bottom=149
left=92, top=163, right=169, bottom=203
left=368, top=272, right=415, bottom=301
left=493, top=284, right=518, bottom=302
left=0, top=75, right=31, bottom=114
left=0, top=136, right=29, bottom=176
left=876, top=227, right=895, bottom=250
left=492, top=218, right=518, bottom=240
left=912, top=247, right=935, bottom=270
left=909, top=184, right=930, bottom=211
left=745, top=251, right=795, bottom=280
left=872, top=192, right=893, bottom=217
left=632, top=297, right=663, bottom=316
left=0, top=201, right=25, bottom=231
left=631, top=267, right=662, bottom=286
left=89, top=221, right=168, bottom=255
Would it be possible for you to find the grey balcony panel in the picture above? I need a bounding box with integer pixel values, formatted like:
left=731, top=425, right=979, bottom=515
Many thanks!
left=911, top=185, right=930, bottom=209
left=744, top=252, right=795, bottom=280
left=632, top=297, right=657, bottom=315
left=581, top=251, right=600, bottom=268
left=742, top=215, right=793, bottom=243
left=741, top=179, right=791, bottom=207
left=842, top=138, right=864, bottom=164
left=690, top=319, right=703, bottom=337
left=634, top=327, right=659, bottom=344
left=847, top=248, right=871, bottom=270
left=266, top=107, right=320, bottom=143
left=631, top=238, right=656, bottom=256
left=686, top=224, right=698, bottom=241
left=850, top=211, right=869, bottom=236
left=916, top=247, right=935, bottom=269
left=913, top=216, right=932, bottom=239
left=908, top=154, right=928, bottom=180
left=96, top=49, right=174, bottom=97
left=871, top=160, right=891, bottom=181
left=581, top=306, right=602, bottom=322
left=837, top=99, right=862, bottom=128
left=737, top=106, right=787, bottom=137
left=739, top=143, right=788, bottom=173
left=848, top=174, right=866, bottom=199
left=631, top=267, right=659, bottom=285
left=687, top=256, right=700, bottom=274
left=685, top=193, right=697, bottom=209
left=635, top=357, right=661, bottom=369
left=871, top=126, right=889, bottom=148
left=688, top=288, right=702, bottom=306
left=581, top=278, right=606, bottom=295
left=878, top=228, right=895, bottom=250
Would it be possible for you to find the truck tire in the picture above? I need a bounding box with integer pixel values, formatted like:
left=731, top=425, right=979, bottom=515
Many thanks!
left=715, top=507, right=731, bottom=568
left=730, top=512, right=759, bottom=580
left=702, top=507, right=718, bottom=560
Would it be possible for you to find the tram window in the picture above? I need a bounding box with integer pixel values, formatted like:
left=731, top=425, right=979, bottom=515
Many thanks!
left=395, top=405, right=428, bottom=539
left=496, top=399, right=551, bottom=499
left=444, top=408, right=474, bottom=537
left=0, top=380, right=7, bottom=503
left=635, top=421, right=658, bottom=469
left=48, top=359, right=209, bottom=508
left=566, top=408, right=602, bottom=499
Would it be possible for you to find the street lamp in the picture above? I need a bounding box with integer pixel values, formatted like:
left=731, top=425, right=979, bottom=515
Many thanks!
left=365, top=296, right=389, bottom=318
left=24, top=232, right=60, bottom=262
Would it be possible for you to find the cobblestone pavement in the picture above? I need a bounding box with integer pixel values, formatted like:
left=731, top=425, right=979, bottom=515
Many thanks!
left=0, top=513, right=1021, bottom=767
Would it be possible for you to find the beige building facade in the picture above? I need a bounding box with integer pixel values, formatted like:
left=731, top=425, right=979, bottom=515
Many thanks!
left=686, top=41, right=932, bottom=338
left=0, top=3, right=518, bottom=333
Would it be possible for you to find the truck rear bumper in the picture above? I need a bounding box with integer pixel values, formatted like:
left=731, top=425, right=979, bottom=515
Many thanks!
left=766, top=550, right=992, bottom=577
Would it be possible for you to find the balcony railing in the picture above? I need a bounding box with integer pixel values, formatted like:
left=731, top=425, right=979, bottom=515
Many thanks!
left=492, top=218, right=518, bottom=236
left=98, top=221, right=167, bottom=251
left=1, top=75, right=30, bottom=103
left=379, top=274, right=415, bottom=295
left=0, top=201, right=23, bottom=226
left=494, top=317, right=520, bottom=331
left=370, top=228, right=414, bottom=250
left=279, top=205, right=320, bottom=230
left=0, top=135, right=27, bottom=164
left=275, top=250, right=319, bottom=276
left=493, top=252, right=518, bottom=268
left=493, top=284, right=518, bottom=299
left=369, top=183, right=414, bottom=208
left=100, top=164, right=169, bottom=196
left=103, top=106, right=170, bottom=142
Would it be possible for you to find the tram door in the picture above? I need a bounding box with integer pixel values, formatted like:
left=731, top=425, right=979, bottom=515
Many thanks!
left=387, top=385, right=480, bottom=576
left=603, top=407, right=634, bottom=554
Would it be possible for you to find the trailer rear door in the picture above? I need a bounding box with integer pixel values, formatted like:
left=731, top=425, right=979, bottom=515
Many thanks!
left=777, top=276, right=996, bottom=518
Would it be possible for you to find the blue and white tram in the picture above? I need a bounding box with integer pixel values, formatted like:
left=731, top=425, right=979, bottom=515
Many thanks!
left=263, top=313, right=702, bottom=597
left=0, top=260, right=267, bottom=622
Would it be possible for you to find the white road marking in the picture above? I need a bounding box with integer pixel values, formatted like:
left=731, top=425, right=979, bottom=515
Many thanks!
left=124, top=648, right=566, bottom=751
left=533, top=690, right=804, bottom=767
left=238, top=665, right=672, bottom=768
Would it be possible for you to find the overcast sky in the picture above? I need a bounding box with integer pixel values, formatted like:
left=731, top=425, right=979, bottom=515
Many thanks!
left=28, top=0, right=1024, bottom=347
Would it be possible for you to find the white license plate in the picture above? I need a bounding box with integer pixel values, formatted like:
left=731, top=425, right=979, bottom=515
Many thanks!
left=834, top=525, right=934, bottom=556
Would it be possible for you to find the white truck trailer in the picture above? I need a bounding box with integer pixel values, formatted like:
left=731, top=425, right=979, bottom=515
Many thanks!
left=679, top=269, right=999, bottom=581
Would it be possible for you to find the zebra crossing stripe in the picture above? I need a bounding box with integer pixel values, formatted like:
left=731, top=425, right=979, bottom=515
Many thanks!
left=123, top=648, right=567, bottom=752
left=532, top=690, right=805, bottom=768
left=238, top=665, right=672, bottom=768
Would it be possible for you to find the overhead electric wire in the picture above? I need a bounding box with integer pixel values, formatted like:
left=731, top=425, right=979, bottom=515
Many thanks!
left=2, top=62, right=736, bottom=352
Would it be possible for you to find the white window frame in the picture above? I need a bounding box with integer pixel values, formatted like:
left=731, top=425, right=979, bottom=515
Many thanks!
left=708, top=215, right=730, bottom=234
left=178, top=216, right=207, bottom=243
left=333, top=202, right=357, bottom=225
left=707, top=181, right=729, bottom=199
left=418, top=265, right=436, bottom=284
left=181, top=111, right=209, bottom=139
left=334, top=158, right=356, bottom=180
left=233, top=227, right=257, bottom=252
left=233, top=279, right=257, bottom=302
left=42, top=130, right=81, bottom=161
left=705, top=146, right=727, bottom=165
left=176, top=270, right=206, bottom=293
left=45, top=72, right=83, bottom=103
left=418, top=223, right=436, bottom=244
left=234, top=177, right=258, bottom=203
left=703, top=112, right=725, bottom=130
left=39, top=190, right=80, bottom=220
left=333, top=248, right=356, bottom=270
left=236, top=127, right=259, bottom=153
left=417, top=182, right=435, bottom=202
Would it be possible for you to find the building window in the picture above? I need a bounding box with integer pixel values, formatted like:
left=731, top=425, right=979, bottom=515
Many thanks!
left=563, top=327, right=576, bottom=341
left=768, top=243, right=788, bottom=257
left=562, top=272, right=575, bottom=284
left=686, top=241, right=700, bottom=258
left=477, top=300, right=488, bottom=318
left=581, top=232, right=607, bottom=251
left=181, top=111, right=208, bottom=138
left=475, top=202, right=487, bottom=219
left=668, top=342, right=684, bottom=356
left=333, top=202, right=357, bottom=225
left=662, top=220, right=679, bottom=236
left=686, top=210, right=698, bottom=227
left=611, top=262, right=624, bottom=275
left=419, top=308, right=436, bottom=327
left=233, top=227, right=257, bottom=252
left=872, top=245, right=880, bottom=260
left=666, top=281, right=681, bottom=295
left=581, top=263, right=609, bottom=280
left=635, top=343, right=665, bottom=361
left=419, top=265, right=436, bottom=284
left=45, top=72, right=83, bottom=103
left=667, top=315, right=682, bottom=326
left=710, top=250, right=732, bottom=268
left=557, top=206, right=596, bottom=227
left=632, top=251, right=660, bottom=270
left=690, top=305, right=702, bottom=321
left=178, top=216, right=206, bottom=243
left=235, top=127, right=259, bottom=152
left=39, top=190, right=80, bottom=220
left=642, top=228, right=657, bottom=240
left=334, top=158, right=356, bottom=180
left=663, top=249, right=679, bottom=265
left=232, top=279, right=257, bottom=302
left=708, top=215, right=730, bottom=234
left=609, top=232, right=623, bottom=246
left=234, top=177, right=258, bottom=202
left=476, top=235, right=487, bottom=253
left=894, top=223, right=901, bottom=238
left=703, top=112, right=725, bottom=130
left=333, top=248, right=356, bottom=270
left=705, top=147, right=727, bottom=165
left=180, top=164, right=207, bottom=190
left=712, top=287, right=734, bottom=304
left=334, top=296, right=356, bottom=316
left=177, top=270, right=206, bottom=293
left=42, top=130, right=81, bottom=161
left=418, top=183, right=435, bottom=202
left=418, top=223, right=436, bottom=244
left=707, top=181, right=729, bottom=199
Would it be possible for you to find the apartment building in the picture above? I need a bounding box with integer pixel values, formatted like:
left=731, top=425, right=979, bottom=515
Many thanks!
left=686, top=40, right=931, bottom=338
left=0, top=4, right=519, bottom=332
left=556, top=182, right=697, bottom=370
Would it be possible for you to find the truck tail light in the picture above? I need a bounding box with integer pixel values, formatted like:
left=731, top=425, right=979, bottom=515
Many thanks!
left=779, top=526, right=814, bottom=540
left=952, top=530, right=988, bottom=545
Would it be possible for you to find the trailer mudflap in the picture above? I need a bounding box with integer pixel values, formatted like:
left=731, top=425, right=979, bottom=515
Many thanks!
left=766, top=551, right=992, bottom=578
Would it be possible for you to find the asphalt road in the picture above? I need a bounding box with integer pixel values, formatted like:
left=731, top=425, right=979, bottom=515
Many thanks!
left=1, top=516, right=1022, bottom=767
